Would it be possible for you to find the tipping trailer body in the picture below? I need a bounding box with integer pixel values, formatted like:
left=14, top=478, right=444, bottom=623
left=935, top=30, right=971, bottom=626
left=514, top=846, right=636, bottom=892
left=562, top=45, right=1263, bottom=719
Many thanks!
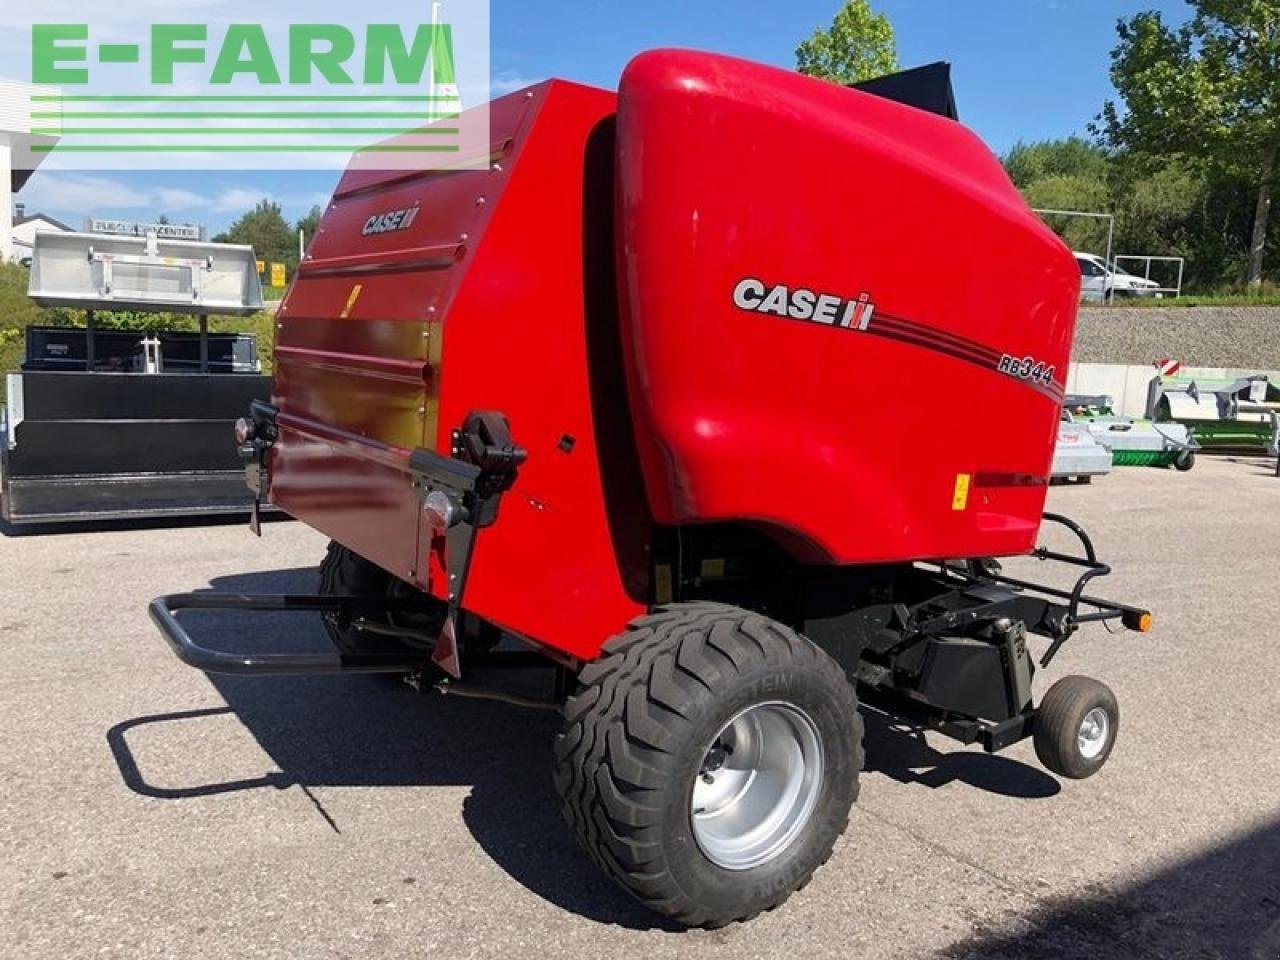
left=266, top=51, right=1078, bottom=661
left=2, top=233, right=269, bottom=525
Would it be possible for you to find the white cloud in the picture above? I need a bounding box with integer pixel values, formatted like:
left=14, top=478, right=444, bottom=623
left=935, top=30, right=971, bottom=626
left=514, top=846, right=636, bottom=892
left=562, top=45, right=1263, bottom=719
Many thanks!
left=17, top=173, right=153, bottom=213
left=154, top=187, right=206, bottom=209
left=212, top=187, right=271, bottom=213
left=491, top=72, right=542, bottom=96
left=15, top=172, right=331, bottom=227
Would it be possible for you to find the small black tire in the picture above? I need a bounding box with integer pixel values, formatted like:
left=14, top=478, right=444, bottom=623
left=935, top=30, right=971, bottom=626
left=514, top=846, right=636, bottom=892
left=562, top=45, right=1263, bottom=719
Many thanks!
left=1174, top=451, right=1195, bottom=472
left=1034, top=676, right=1119, bottom=780
left=553, top=602, right=862, bottom=928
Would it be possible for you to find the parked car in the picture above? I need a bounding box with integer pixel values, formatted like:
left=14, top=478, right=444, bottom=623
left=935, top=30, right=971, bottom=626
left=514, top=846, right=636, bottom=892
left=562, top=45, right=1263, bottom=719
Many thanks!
left=1074, top=252, right=1162, bottom=301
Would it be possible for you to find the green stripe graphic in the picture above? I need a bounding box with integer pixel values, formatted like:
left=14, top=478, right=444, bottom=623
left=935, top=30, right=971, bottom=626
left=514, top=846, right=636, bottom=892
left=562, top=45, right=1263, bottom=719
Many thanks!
left=31, top=127, right=460, bottom=136
left=31, top=95, right=460, bottom=102
left=32, top=144, right=461, bottom=153
left=32, top=111, right=459, bottom=119
left=98, top=45, right=140, bottom=64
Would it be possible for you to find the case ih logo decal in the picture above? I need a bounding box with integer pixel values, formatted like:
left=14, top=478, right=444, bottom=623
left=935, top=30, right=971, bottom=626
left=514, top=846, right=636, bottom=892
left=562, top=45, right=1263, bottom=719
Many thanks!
left=732, top=276, right=1062, bottom=402
left=362, top=206, right=421, bottom=236
left=733, top=278, right=875, bottom=330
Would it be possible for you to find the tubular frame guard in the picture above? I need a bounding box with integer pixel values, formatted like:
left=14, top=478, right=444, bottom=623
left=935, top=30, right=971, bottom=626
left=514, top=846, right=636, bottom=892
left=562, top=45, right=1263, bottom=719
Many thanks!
left=148, top=593, right=430, bottom=675
left=954, top=511, right=1152, bottom=667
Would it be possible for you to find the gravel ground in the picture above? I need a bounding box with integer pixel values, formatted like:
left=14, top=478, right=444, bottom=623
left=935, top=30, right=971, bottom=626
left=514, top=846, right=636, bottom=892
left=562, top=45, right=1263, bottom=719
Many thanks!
left=1074, top=306, right=1280, bottom=367
left=2, top=456, right=1279, bottom=960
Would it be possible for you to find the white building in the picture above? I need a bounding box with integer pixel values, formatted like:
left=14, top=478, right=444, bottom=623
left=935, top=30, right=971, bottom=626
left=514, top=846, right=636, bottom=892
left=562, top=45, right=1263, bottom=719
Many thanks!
left=0, top=79, right=61, bottom=263
left=11, top=206, right=71, bottom=264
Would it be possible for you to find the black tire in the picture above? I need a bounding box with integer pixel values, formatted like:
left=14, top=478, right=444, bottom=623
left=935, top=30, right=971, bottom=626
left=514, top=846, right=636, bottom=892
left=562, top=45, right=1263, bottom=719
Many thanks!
left=1033, top=676, right=1119, bottom=780
left=317, top=541, right=445, bottom=658
left=553, top=602, right=862, bottom=928
left=1174, top=450, right=1196, bottom=472
left=318, top=542, right=395, bottom=656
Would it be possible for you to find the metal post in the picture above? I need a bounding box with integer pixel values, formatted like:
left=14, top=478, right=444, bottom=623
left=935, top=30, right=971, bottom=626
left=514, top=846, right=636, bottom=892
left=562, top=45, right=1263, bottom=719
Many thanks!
left=85, top=310, right=95, bottom=371
left=0, top=133, right=12, bottom=265
left=198, top=315, right=209, bottom=373
left=1030, top=208, right=1116, bottom=305
left=1104, top=217, right=1115, bottom=305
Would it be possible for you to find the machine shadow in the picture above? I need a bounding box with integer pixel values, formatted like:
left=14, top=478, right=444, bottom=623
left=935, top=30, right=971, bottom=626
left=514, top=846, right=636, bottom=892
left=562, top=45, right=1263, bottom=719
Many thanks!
left=939, top=815, right=1280, bottom=960
left=861, top=710, right=1060, bottom=799
left=109, top=563, right=1060, bottom=928
left=106, top=564, right=671, bottom=931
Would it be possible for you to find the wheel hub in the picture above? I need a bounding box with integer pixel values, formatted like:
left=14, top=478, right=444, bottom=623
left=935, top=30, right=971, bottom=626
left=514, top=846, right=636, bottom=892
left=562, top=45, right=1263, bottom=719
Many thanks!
left=1077, top=706, right=1110, bottom=759
left=690, top=702, right=824, bottom=871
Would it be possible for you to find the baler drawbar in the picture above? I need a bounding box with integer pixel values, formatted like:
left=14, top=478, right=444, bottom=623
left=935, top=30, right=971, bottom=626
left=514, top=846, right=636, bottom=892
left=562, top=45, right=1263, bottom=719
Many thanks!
left=148, top=50, right=1152, bottom=928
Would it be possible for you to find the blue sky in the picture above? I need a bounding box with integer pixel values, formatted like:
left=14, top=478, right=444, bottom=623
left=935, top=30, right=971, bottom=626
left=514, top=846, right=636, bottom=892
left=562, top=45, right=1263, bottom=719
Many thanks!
left=16, top=0, right=1193, bottom=235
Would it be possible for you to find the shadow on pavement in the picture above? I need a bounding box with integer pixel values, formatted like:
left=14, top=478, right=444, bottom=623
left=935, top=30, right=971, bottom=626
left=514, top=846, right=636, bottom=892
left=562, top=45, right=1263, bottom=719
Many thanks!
left=109, top=563, right=1061, bottom=931
left=862, top=710, right=1061, bottom=800
left=939, top=815, right=1280, bottom=960
left=107, top=563, right=675, bottom=931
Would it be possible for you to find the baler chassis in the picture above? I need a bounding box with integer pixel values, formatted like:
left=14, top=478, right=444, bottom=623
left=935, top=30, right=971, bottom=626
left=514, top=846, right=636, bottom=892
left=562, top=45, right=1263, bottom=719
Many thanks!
left=851, top=513, right=1145, bottom=754
left=151, top=512, right=1145, bottom=754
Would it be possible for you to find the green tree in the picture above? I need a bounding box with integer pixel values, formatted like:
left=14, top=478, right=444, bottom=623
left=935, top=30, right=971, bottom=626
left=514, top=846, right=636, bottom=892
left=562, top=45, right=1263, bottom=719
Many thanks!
left=296, top=204, right=323, bottom=251
left=1004, top=137, right=1111, bottom=189
left=1002, top=136, right=1253, bottom=291
left=1022, top=176, right=1114, bottom=252
left=796, top=0, right=899, bottom=85
left=214, top=199, right=297, bottom=269
left=1098, top=2, right=1280, bottom=286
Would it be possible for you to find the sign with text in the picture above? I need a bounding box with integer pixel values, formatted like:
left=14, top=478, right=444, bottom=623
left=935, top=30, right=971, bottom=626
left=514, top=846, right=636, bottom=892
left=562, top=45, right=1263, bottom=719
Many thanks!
left=88, top=218, right=203, bottom=240
left=5, top=1, right=490, bottom=172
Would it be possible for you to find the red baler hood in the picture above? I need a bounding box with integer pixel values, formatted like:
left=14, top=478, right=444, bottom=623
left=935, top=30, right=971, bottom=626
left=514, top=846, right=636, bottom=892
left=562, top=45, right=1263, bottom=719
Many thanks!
left=615, top=49, right=1079, bottom=563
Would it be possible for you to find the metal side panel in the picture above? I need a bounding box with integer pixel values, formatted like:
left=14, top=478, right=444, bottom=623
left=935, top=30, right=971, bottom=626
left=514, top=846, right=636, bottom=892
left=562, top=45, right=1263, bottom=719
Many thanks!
left=28, top=231, right=264, bottom=316
left=2, top=472, right=257, bottom=524
left=1, top=371, right=273, bottom=524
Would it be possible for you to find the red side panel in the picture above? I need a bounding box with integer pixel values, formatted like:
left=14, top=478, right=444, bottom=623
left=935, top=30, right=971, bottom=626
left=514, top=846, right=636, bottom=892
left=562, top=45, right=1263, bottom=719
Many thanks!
left=432, top=83, right=649, bottom=659
left=271, top=81, right=647, bottom=658
left=269, top=90, right=531, bottom=582
left=616, top=50, right=1079, bottom=564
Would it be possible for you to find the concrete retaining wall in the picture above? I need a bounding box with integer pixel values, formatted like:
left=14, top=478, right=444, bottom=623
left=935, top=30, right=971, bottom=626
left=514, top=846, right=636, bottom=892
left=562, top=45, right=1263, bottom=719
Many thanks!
left=1074, top=306, right=1280, bottom=367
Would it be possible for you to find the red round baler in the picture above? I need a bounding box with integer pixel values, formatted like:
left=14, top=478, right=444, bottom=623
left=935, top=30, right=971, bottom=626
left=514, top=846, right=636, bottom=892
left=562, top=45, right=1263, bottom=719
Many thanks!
left=152, top=50, right=1150, bottom=928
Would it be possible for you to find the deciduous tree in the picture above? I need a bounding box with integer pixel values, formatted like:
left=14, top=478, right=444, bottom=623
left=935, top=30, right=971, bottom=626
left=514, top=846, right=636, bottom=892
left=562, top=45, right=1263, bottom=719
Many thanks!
left=1098, top=2, right=1280, bottom=285
left=796, top=0, right=898, bottom=85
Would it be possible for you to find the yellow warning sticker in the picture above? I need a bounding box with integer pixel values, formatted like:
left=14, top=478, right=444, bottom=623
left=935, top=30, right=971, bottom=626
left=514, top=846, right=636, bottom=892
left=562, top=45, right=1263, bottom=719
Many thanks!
left=952, top=473, right=971, bottom=511
left=339, top=284, right=364, bottom=319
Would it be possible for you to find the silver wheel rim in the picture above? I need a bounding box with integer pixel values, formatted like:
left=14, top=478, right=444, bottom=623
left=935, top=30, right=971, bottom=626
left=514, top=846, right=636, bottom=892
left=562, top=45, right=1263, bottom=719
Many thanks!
left=1077, top=707, right=1110, bottom=760
left=690, top=702, right=824, bottom=871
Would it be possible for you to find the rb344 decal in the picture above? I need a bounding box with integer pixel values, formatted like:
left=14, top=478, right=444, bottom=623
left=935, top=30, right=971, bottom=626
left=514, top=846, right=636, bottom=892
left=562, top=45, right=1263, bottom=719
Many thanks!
left=997, top=353, right=1056, bottom=387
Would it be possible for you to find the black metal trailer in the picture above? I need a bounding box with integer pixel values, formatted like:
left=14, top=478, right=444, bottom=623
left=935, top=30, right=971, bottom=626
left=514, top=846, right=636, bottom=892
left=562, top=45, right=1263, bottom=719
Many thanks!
left=1, top=230, right=271, bottom=525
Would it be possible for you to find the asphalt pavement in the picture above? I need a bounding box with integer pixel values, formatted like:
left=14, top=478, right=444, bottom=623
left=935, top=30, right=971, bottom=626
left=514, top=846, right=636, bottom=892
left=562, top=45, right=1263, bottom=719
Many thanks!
left=2, top=455, right=1279, bottom=959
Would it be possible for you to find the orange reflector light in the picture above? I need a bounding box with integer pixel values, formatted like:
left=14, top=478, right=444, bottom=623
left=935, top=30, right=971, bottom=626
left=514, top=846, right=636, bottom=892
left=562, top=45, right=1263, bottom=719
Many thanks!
left=1121, top=609, right=1152, bottom=632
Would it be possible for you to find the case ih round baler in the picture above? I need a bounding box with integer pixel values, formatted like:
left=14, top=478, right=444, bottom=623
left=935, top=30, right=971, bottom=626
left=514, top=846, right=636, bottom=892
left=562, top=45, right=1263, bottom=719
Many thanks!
left=150, top=51, right=1151, bottom=927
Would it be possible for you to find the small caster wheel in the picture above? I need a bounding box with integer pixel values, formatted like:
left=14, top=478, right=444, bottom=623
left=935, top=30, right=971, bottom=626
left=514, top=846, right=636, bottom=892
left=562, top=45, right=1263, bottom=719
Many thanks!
left=1034, top=676, right=1118, bottom=779
left=1174, top=451, right=1195, bottom=472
